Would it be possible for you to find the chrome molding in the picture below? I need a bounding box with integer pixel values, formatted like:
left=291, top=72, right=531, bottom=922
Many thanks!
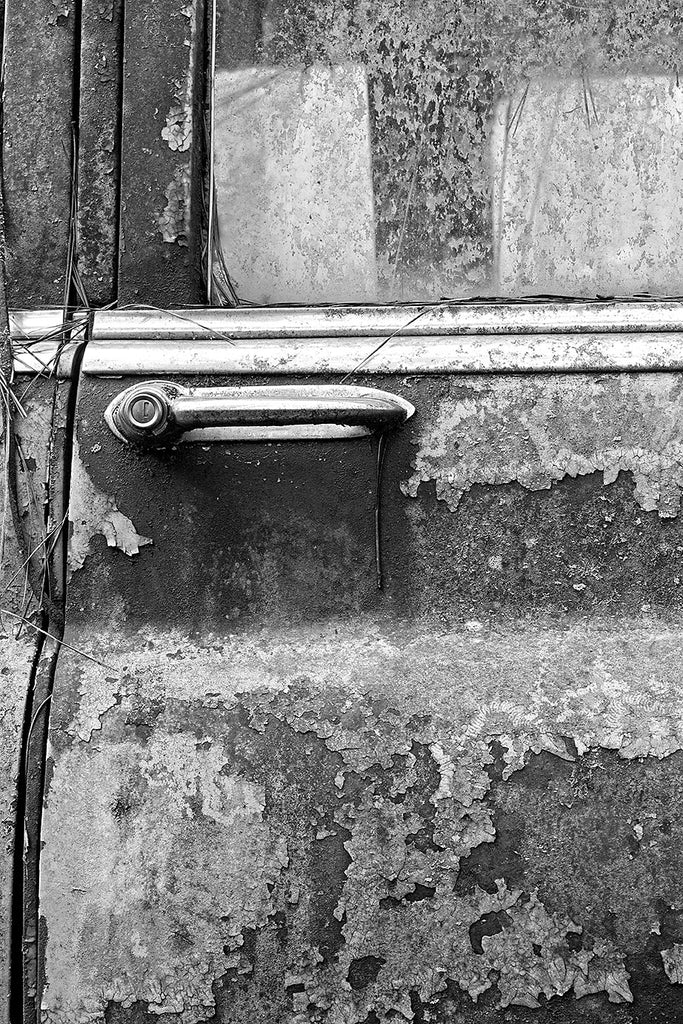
left=11, top=303, right=683, bottom=378
left=83, top=332, right=683, bottom=376
left=92, top=301, right=683, bottom=340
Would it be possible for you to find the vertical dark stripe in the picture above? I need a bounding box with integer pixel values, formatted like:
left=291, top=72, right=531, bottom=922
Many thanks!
left=2, top=0, right=76, bottom=306
left=77, top=0, right=124, bottom=306
left=117, top=0, right=206, bottom=306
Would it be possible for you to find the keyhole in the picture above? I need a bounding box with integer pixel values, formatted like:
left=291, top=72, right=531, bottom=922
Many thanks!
left=131, top=398, right=156, bottom=424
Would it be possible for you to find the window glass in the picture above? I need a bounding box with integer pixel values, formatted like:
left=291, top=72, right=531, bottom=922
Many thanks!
left=211, top=1, right=683, bottom=304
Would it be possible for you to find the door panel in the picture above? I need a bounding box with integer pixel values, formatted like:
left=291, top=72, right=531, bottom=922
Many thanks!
left=39, top=320, right=683, bottom=1023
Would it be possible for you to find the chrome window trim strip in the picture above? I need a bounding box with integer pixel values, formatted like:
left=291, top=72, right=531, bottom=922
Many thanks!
left=81, top=332, right=683, bottom=376
left=92, top=301, right=683, bottom=340
left=12, top=305, right=683, bottom=377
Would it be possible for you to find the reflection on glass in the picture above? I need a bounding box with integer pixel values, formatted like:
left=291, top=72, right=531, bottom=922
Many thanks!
left=211, top=0, right=683, bottom=304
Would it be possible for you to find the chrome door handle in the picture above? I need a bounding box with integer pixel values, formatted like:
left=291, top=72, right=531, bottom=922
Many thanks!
left=105, top=381, right=415, bottom=445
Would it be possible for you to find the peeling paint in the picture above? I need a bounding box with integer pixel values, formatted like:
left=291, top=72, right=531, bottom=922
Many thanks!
left=481, top=893, right=631, bottom=1007
left=68, top=442, right=152, bottom=571
left=161, top=3, right=195, bottom=152
left=161, top=96, right=193, bottom=153
left=97, top=1, right=116, bottom=21
left=402, top=375, right=683, bottom=518
left=661, top=944, right=683, bottom=984
left=46, top=0, right=70, bottom=27
left=40, top=615, right=683, bottom=1021
left=157, top=163, right=191, bottom=245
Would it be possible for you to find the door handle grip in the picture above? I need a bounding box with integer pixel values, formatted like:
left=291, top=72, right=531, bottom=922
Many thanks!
left=105, top=382, right=415, bottom=445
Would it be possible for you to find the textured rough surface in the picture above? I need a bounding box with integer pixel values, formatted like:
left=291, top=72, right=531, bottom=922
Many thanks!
left=0, top=637, right=32, bottom=1023
left=118, top=0, right=204, bottom=304
left=402, top=374, right=683, bottom=519
left=491, top=76, right=683, bottom=297
left=77, top=0, right=124, bottom=304
left=0, top=383, right=55, bottom=1022
left=41, top=618, right=683, bottom=1023
left=68, top=442, right=152, bottom=572
left=2, top=0, right=75, bottom=305
left=661, top=946, right=683, bottom=984
left=157, top=166, right=192, bottom=247
left=42, top=361, right=683, bottom=1023
left=215, top=0, right=683, bottom=300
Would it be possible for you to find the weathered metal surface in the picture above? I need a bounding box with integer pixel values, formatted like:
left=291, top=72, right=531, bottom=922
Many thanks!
left=1, top=369, right=69, bottom=1024
left=118, top=0, right=205, bottom=305
left=36, top=362, right=683, bottom=1022
left=2, top=0, right=75, bottom=306
left=39, top=619, right=683, bottom=1023
left=0, top=235, right=56, bottom=1023
left=12, top=374, right=77, bottom=1024
left=213, top=64, right=378, bottom=304
left=91, top=302, right=683, bottom=340
left=80, top=332, right=683, bottom=377
left=403, top=375, right=683, bottom=519
left=77, top=0, right=124, bottom=305
left=492, top=76, right=683, bottom=296
left=104, top=382, right=414, bottom=446
left=212, top=0, right=683, bottom=301
left=0, top=422, right=37, bottom=1022
left=0, top=566, right=33, bottom=1024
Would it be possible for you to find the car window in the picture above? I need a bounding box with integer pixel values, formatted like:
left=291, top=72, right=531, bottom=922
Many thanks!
left=209, top=0, right=683, bottom=305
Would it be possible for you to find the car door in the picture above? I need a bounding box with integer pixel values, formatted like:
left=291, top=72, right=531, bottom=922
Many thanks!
left=35, top=302, right=683, bottom=1024
left=13, top=2, right=683, bottom=1024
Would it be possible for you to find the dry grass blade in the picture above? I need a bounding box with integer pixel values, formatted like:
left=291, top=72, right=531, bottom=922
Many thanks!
left=115, top=302, right=237, bottom=344
left=0, top=403, right=9, bottom=574
left=210, top=204, right=242, bottom=307
left=0, top=608, right=117, bottom=670
left=14, top=316, right=84, bottom=402
left=340, top=305, right=435, bottom=383
left=508, top=78, right=530, bottom=137
left=0, top=367, right=26, bottom=417
left=391, top=138, right=424, bottom=287
left=201, top=94, right=241, bottom=308
left=2, top=511, right=68, bottom=594
left=24, top=694, right=52, bottom=765
left=72, top=262, right=91, bottom=309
